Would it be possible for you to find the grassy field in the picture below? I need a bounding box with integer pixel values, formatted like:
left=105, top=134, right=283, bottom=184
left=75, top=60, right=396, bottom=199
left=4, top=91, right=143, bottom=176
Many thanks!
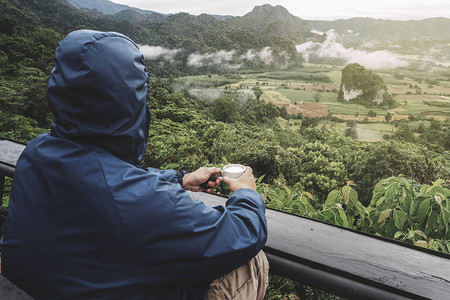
left=183, top=64, right=449, bottom=142
left=319, top=122, right=395, bottom=142
left=233, top=65, right=450, bottom=120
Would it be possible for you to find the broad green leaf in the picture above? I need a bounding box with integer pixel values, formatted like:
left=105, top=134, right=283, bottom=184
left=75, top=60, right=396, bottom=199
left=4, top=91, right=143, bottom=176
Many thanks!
left=356, top=202, right=366, bottom=220
left=256, top=175, right=265, bottom=184
left=305, top=202, right=316, bottom=214
left=325, top=190, right=340, bottom=206
left=283, top=186, right=292, bottom=195
left=405, top=189, right=414, bottom=212
left=415, top=230, right=427, bottom=239
left=401, top=178, right=411, bottom=190
left=440, top=205, right=450, bottom=224
left=303, top=191, right=314, bottom=200
left=394, top=231, right=403, bottom=239
left=409, top=199, right=417, bottom=215
left=386, top=220, right=397, bottom=238
left=417, top=198, right=431, bottom=224
left=321, top=210, right=334, bottom=223
left=338, top=208, right=349, bottom=228
left=341, top=186, right=350, bottom=205
left=420, top=185, right=430, bottom=194
left=378, top=209, right=391, bottom=223
left=393, top=210, right=406, bottom=230
left=405, top=188, right=414, bottom=203
left=348, top=188, right=358, bottom=207
left=371, top=183, right=386, bottom=206
left=406, top=229, right=415, bottom=240
left=432, top=179, right=445, bottom=187
left=439, top=210, right=449, bottom=233
left=444, top=189, right=450, bottom=198
left=415, top=240, right=428, bottom=248
left=425, top=211, right=438, bottom=236
left=385, top=182, right=399, bottom=205
left=376, top=196, right=385, bottom=207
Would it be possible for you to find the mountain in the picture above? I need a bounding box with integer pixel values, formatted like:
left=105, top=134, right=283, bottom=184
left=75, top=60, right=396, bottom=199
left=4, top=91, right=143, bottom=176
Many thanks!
left=113, top=8, right=166, bottom=23
left=7, top=0, right=450, bottom=78
left=229, top=4, right=312, bottom=43
left=310, top=17, right=450, bottom=42
left=65, top=0, right=232, bottom=22
left=3, top=0, right=307, bottom=76
left=65, top=0, right=158, bottom=15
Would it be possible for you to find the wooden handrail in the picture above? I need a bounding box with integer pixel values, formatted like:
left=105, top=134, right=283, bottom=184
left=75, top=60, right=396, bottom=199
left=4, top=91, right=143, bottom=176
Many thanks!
left=193, top=191, right=450, bottom=300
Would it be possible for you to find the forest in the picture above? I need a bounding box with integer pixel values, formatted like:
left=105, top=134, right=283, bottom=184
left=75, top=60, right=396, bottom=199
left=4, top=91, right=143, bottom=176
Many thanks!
left=1, top=0, right=449, bottom=298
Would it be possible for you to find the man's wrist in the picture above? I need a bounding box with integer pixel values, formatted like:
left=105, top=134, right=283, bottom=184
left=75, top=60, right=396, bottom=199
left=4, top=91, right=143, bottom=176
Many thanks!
left=178, top=170, right=188, bottom=188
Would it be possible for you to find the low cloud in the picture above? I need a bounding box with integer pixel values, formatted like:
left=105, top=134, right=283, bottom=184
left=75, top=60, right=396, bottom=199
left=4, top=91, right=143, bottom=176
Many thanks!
left=139, top=45, right=291, bottom=70
left=138, top=45, right=182, bottom=62
left=187, top=47, right=284, bottom=70
left=187, top=50, right=241, bottom=70
left=296, top=30, right=408, bottom=69
left=241, top=47, right=277, bottom=65
left=187, top=88, right=224, bottom=102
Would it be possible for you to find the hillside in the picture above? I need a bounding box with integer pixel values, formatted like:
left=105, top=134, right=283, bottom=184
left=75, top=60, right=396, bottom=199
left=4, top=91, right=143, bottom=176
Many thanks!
left=66, top=0, right=158, bottom=15
left=310, top=17, right=450, bottom=42
left=228, top=4, right=312, bottom=43
left=113, top=8, right=166, bottom=23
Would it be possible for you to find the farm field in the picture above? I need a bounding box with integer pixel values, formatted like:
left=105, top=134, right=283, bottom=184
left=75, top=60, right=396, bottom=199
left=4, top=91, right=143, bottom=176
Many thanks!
left=182, top=63, right=450, bottom=142
left=177, top=63, right=449, bottom=142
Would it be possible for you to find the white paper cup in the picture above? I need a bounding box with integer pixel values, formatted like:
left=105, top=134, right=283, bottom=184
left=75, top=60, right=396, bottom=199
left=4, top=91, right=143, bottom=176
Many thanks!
left=222, top=164, right=246, bottom=179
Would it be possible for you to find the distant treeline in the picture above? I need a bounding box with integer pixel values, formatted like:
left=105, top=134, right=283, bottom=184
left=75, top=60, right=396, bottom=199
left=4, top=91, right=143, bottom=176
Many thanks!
left=423, top=100, right=450, bottom=108
left=257, top=71, right=331, bottom=83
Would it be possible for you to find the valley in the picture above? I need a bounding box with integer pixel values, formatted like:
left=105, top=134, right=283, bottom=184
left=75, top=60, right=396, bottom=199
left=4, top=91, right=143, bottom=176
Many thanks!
left=176, top=62, right=450, bottom=142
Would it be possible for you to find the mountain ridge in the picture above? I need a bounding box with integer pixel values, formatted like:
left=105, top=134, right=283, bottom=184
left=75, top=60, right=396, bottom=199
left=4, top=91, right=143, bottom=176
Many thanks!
left=65, top=0, right=158, bottom=15
left=64, top=0, right=450, bottom=44
left=65, top=0, right=233, bottom=21
left=310, top=17, right=450, bottom=41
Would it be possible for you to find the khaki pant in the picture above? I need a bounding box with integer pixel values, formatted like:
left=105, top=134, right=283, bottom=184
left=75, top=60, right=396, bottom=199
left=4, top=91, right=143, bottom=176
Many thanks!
left=205, top=251, right=269, bottom=300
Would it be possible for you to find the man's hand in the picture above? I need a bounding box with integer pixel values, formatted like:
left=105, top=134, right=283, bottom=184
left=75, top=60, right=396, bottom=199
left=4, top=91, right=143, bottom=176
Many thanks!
left=222, top=166, right=256, bottom=192
left=182, top=167, right=222, bottom=192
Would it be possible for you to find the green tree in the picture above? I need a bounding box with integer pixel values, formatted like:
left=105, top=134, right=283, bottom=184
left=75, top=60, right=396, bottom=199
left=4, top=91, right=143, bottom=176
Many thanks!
left=344, top=126, right=358, bottom=140
left=393, top=123, right=415, bottom=142
left=252, top=86, right=263, bottom=100
left=367, top=110, right=377, bottom=117
left=300, top=117, right=319, bottom=130
left=211, top=97, right=239, bottom=123
left=349, top=141, right=436, bottom=205
left=337, top=63, right=395, bottom=108
left=385, top=112, right=392, bottom=123
left=313, top=91, right=321, bottom=102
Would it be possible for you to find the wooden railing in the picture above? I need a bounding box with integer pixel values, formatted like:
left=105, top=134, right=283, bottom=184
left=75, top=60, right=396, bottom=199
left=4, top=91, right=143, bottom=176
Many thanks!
left=1, top=137, right=449, bottom=299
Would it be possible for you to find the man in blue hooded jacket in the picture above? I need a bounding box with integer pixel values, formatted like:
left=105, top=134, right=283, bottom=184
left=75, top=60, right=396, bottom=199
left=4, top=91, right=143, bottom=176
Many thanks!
left=0, top=30, right=268, bottom=299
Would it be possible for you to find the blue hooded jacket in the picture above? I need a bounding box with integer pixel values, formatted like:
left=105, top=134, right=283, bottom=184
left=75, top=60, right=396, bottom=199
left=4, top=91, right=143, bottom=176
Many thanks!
left=0, top=30, right=267, bottom=300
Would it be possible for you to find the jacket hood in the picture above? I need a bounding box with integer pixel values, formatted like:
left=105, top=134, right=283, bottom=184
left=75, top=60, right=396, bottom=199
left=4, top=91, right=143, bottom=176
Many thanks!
left=47, top=30, right=150, bottom=166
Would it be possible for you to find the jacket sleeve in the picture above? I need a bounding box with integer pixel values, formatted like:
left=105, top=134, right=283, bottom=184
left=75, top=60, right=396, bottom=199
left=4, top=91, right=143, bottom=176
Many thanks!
left=100, top=160, right=267, bottom=285
left=144, top=167, right=184, bottom=186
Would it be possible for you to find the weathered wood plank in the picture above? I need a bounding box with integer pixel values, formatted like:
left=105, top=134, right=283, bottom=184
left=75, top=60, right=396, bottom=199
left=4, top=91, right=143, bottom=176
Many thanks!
left=0, top=275, right=34, bottom=299
left=0, top=139, right=26, bottom=178
left=191, top=191, right=450, bottom=300
left=0, top=139, right=26, bottom=167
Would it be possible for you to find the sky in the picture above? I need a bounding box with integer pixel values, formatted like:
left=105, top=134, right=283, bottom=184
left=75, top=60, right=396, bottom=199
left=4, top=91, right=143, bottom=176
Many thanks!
left=109, top=0, right=450, bottom=20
